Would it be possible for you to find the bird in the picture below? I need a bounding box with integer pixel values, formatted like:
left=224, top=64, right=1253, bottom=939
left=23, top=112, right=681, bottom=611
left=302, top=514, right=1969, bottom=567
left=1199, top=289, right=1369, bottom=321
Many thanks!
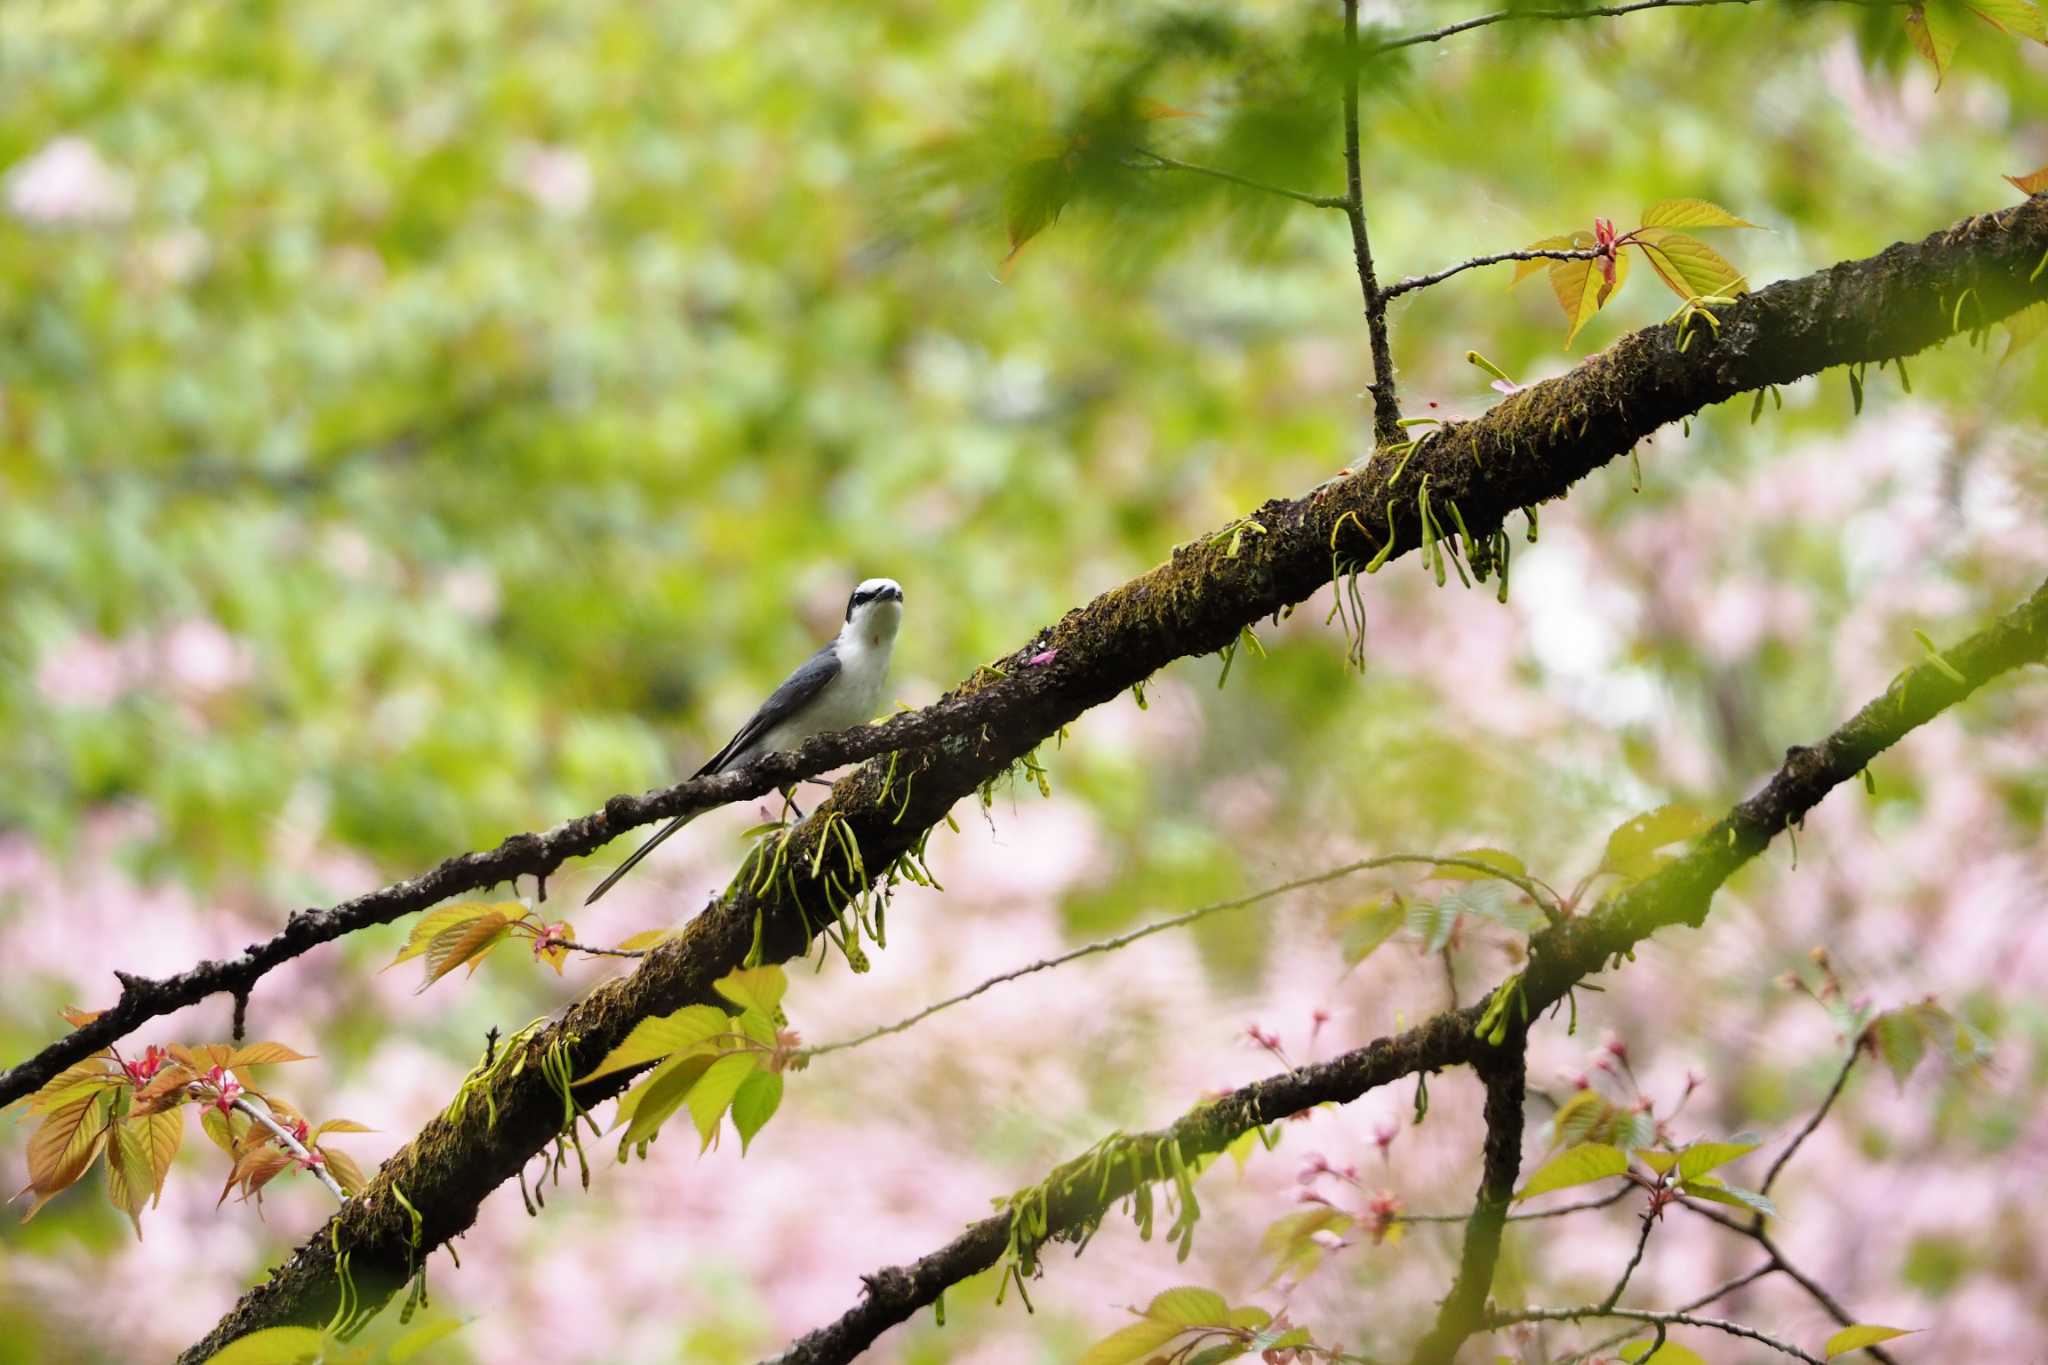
left=584, top=577, right=904, bottom=906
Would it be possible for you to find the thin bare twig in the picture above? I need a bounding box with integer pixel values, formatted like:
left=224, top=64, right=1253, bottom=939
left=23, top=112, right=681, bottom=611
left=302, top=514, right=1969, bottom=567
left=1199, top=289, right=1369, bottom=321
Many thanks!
left=1382, top=247, right=1602, bottom=301
left=1398, top=1183, right=1631, bottom=1225
left=1128, top=149, right=1347, bottom=209
left=1494, top=1306, right=1825, bottom=1364
left=1598, top=1205, right=1660, bottom=1313
left=1559, top=1260, right=1780, bottom=1365
left=552, top=939, right=652, bottom=961
left=1372, top=0, right=1763, bottom=55
left=231, top=1096, right=348, bottom=1205
left=1679, top=1199, right=1904, bottom=1365
left=800, top=852, right=1555, bottom=1060
left=1759, top=1045, right=1859, bottom=1196
left=1342, top=0, right=1403, bottom=447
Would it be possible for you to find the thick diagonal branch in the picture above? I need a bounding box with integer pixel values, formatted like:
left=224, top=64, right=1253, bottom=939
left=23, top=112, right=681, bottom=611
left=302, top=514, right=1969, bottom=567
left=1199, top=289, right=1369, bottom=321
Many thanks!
left=179, top=199, right=2048, bottom=1361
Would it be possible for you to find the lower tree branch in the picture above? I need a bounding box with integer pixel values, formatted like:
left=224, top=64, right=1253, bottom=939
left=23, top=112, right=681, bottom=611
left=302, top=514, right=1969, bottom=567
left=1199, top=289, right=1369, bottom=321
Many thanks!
left=1410, top=1039, right=1528, bottom=1365
left=179, top=197, right=2048, bottom=1359
left=765, top=577, right=2047, bottom=1365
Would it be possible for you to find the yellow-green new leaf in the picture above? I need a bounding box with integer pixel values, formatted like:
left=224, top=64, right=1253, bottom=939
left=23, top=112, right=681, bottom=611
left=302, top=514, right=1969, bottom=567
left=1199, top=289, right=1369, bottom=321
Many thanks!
left=1641, top=198, right=1759, bottom=229
left=1619, top=1340, right=1707, bottom=1365
left=1513, top=234, right=1579, bottom=284
left=1078, top=1319, right=1185, bottom=1365
left=202, top=1325, right=327, bottom=1365
left=1550, top=237, right=1629, bottom=347
left=1675, top=1139, right=1758, bottom=1181
left=1433, top=849, right=1528, bottom=882
left=418, top=908, right=517, bottom=989
left=20, top=1089, right=115, bottom=1220
left=714, top=964, right=788, bottom=1020
left=730, top=1068, right=783, bottom=1154
left=1964, top=0, right=2046, bottom=40
left=388, top=1318, right=466, bottom=1365
left=388, top=902, right=521, bottom=967
left=1632, top=229, right=1747, bottom=303
left=1825, top=1324, right=1918, bottom=1357
left=1145, top=1287, right=1233, bottom=1326
left=579, top=1004, right=731, bottom=1084
left=1599, top=803, right=1717, bottom=881
left=104, top=1112, right=156, bottom=1235
left=686, top=1051, right=762, bottom=1151
left=24, top=1060, right=123, bottom=1114
left=616, top=1052, right=718, bottom=1147
left=1514, top=1142, right=1629, bottom=1201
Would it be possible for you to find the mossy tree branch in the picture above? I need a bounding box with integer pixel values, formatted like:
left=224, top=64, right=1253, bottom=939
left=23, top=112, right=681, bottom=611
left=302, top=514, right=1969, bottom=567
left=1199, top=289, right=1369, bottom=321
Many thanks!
left=180, top=199, right=2048, bottom=1361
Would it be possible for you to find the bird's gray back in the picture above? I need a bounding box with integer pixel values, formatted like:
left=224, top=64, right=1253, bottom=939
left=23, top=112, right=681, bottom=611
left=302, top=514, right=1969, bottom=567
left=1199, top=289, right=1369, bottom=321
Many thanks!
left=692, top=642, right=843, bottom=776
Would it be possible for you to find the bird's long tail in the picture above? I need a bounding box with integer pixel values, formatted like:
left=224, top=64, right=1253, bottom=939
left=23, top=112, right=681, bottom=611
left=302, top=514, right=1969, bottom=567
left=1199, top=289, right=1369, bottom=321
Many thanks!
left=584, top=810, right=700, bottom=905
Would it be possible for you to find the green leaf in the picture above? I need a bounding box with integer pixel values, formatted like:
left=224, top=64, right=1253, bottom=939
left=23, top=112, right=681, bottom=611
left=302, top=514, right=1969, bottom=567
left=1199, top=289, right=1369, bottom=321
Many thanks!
left=1874, top=1007, right=1931, bottom=1084
left=686, top=1051, right=761, bottom=1151
left=579, top=1005, right=732, bottom=1084
left=389, top=1318, right=466, bottom=1364
left=202, top=1326, right=327, bottom=1365
left=1144, top=1286, right=1233, bottom=1327
left=1619, top=1340, right=1707, bottom=1365
left=1632, top=229, right=1747, bottom=302
left=417, top=909, right=515, bottom=989
left=1514, top=1142, right=1629, bottom=1201
left=1548, top=1089, right=1615, bottom=1149
left=714, top=964, right=788, bottom=1020
left=1677, top=1175, right=1777, bottom=1217
left=1183, top=1346, right=1249, bottom=1365
left=1635, top=1148, right=1681, bottom=1176
left=1675, top=1139, right=1758, bottom=1181
left=1598, top=803, right=1716, bottom=881
left=1432, top=848, right=1527, bottom=881
left=1002, top=155, right=1072, bottom=271
left=730, top=1068, right=784, bottom=1154
left=1077, top=1319, right=1184, bottom=1365
left=1225, top=1306, right=1271, bottom=1330
left=1406, top=897, right=1462, bottom=955
left=1640, top=198, right=1760, bottom=229
left=1825, top=1324, right=1918, bottom=1357
left=616, top=1053, right=718, bottom=1147
left=1339, top=897, right=1405, bottom=965
left=1964, top=0, right=2046, bottom=40
left=388, top=901, right=521, bottom=966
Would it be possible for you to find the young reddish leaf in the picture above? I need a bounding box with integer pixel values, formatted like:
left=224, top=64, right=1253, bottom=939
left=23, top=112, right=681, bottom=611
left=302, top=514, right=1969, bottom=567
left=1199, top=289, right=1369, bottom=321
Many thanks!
left=1824, top=1325, right=1918, bottom=1357
left=1964, top=0, right=2046, bottom=40
left=1512, top=234, right=1579, bottom=285
left=730, top=1068, right=784, bottom=1154
left=220, top=1143, right=294, bottom=1206
left=1631, top=229, right=1747, bottom=302
left=319, top=1146, right=368, bottom=1197
left=1144, top=1287, right=1234, bottom=1327
left=129, top=1064, right=198, bottom=1115
left=1077, top=1319, right=1185, bottom=1365
left=227, top=1043, right=315, bottom=1068
left=1514, top=1142, right=1629, bottom=1201
left=170, top=1043, right=235, bottom=1072
left=686, top=1052, right=761, bottom=1151
left=58, top=1006, right=104, bottom=1029
left=313, top=1118, right=376, bottom=1138
left=418, top=909, right=515, bottom=990
left=714, top=964, right=788, bottom=1020
left=581, top=1005, right=733, bottom=1084
left=2008, top=164, right=2048, bottom=195
left=19, top=1090, right=115, bottom=1220
left=617, top=1052, right=719, bottom=1147
left=202, top=1325, right=327, bottom=1365
left=533, top=919, right=573, bottom=975
left=1640, top=198, right=1760, bottom=230
left=1598, top=803, right=1717, bottom=881
left=1905, top=4, right=1959, bottom=86
left=388, top=901, right=522, bottom=968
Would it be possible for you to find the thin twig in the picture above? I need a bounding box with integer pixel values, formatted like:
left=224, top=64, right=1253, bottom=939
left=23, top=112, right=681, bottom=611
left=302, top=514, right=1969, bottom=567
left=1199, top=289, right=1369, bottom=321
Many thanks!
left=1398, top=1184, right=1631, bottom=1225
left=1491, top=1307, right=1824, bottom=1364
left=1382, top=247, right=1602, bottom=301
left=1372, top=0, right=1762, bottom=55
left=1598, top=1206, right=1660, bottom=1312
left=1759, top=1044, right=1859, bottom=1196
left=553, top=939, right=652, bottom=960
left=1558, top=1261, right=1780, bottom=1365
left=1342, top=0, right=1404, bottom=447
left=231, top=1096, right=348, bottom=1205
left=800, top=853, right=1555, bottom=1060
left=1679, top=1198, right=1905, bottom=1365
left=1128, top=149, right=1347, bottom=209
